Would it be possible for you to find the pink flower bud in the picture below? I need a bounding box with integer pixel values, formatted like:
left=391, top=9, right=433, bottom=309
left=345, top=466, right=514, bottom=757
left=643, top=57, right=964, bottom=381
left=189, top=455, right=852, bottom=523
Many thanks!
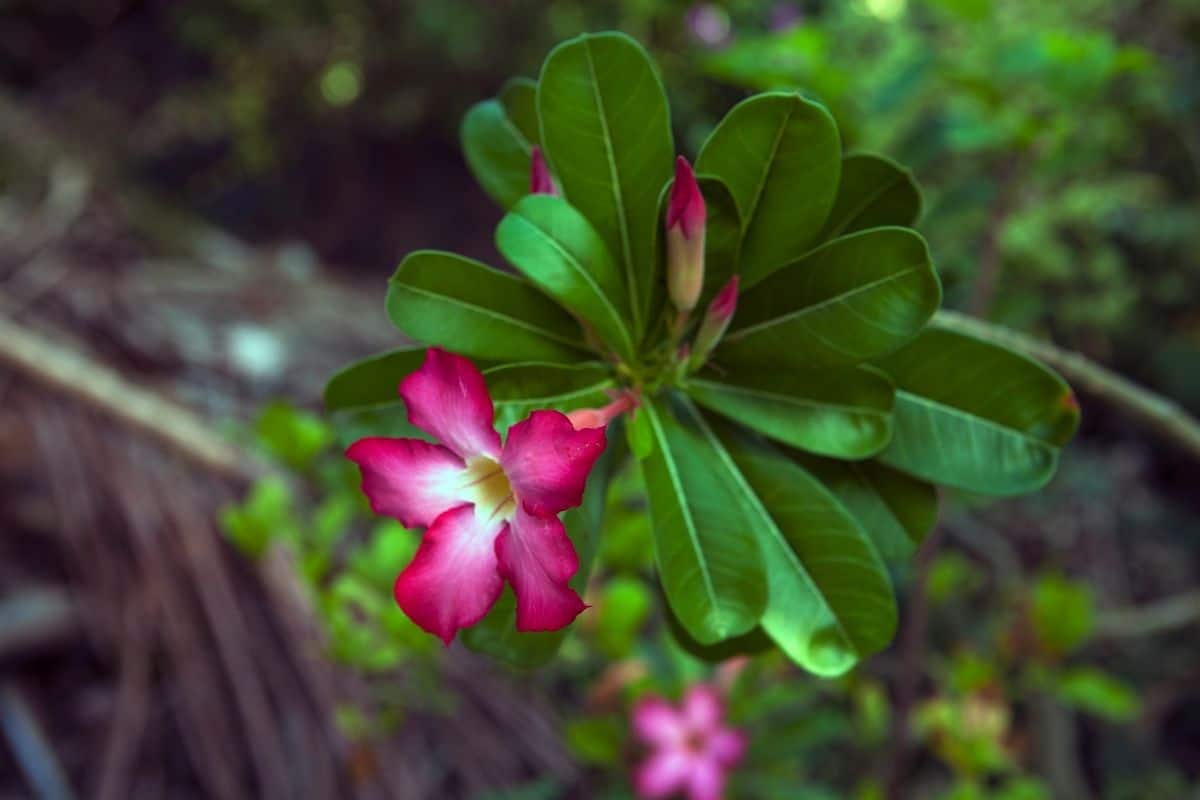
left=565, top=391, right=638, bottom=430
left=666, top=156, right=706, bottom=314
left=530, top=146, right=558, bottom=196
left=690, top=275, right=739, bottom=369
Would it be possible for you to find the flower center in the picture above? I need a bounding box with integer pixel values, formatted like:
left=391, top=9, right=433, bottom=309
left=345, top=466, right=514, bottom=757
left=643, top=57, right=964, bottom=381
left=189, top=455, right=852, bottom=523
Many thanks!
left=461, top=456, right=515, bottom=522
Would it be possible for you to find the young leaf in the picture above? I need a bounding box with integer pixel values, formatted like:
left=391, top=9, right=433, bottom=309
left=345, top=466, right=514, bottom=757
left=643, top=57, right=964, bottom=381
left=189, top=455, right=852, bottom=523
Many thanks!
left=719, top=227, right=941, bottom=370
left=461, top=99, right=532, bottom=210
left=790, top=453, right=939, bottom=561
left=496, top=195, right=636, bottom=361
left=687, top=366, right=894, bottom=459
left=387, top=250, right=589, bottom=364
left=819, top=153, right=923, bottom=241
left=483, top=361, right=615, bottom=430
left=715, top=423, right=898, bottom=676
left=695, top=91, right=841, bottom=288
left=537, top=32, right=674, bottom=334
left=874, top=327, right=1080, bottom=495
left=638, top=394, right=767, bottom=644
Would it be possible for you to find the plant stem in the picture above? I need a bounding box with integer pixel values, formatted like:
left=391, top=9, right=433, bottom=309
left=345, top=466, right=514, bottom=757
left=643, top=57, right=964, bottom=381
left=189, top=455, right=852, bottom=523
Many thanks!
left=934, top=310, right=1200, bottom=461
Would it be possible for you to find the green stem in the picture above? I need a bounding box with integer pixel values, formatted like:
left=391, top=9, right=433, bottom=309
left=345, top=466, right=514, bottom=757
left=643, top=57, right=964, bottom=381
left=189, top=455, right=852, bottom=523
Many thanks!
left=934, top=310, right=1200, bottom=461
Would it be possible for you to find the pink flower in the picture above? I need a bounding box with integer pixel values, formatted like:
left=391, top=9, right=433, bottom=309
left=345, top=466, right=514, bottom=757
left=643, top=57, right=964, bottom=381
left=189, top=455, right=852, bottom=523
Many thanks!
left=666, top=156, right=707, bottom=314
left=346, top=348, right=607, bottom=644
left=530, top=146, right=558, bottom=196
left=633, top=685, right=747, bottom=800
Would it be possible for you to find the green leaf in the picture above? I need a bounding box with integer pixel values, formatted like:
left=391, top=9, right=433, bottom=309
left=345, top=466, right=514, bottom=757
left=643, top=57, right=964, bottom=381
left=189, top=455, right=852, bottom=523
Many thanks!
left=1053, top=667, right=1138, bottom=721
left=324, top=346, right=427, bottom=412
left=1030, top=573, right=1094, bottom=657
left=387, top=250, right=588, bottom=364
left=638, top=393, right=766, bottom=644
left=687, top=365, right=894, bottom=459
left=819, top=153, right=923, bottom=241
left=595, top=576, right=653, bottom=658
left=499, top=77, right=540, bottom=146
left=790, top=453, right=938, bottom=562
left=874, top=327, right=1080, bottom=495
left=695, top=91, right=841, bottom=288
left=663, top=601, right=774, bottom=663
left=482, top=361, right=614, bottom=430
left=461, top=99, right=531, bottom=210
left=720, top=227, right=941, bottom=370
left=715, top=426, right=898, bottom=676
left=461, top=421, right=623, bottom=668
left=538, top=32, right=674, bottom=334
left=496, top=195, right=636, bottom=361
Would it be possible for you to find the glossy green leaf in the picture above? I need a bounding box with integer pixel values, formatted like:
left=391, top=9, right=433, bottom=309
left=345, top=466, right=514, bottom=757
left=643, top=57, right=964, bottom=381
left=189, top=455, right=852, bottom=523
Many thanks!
left=461, top=421, right=623, bottom=668
left=687, top=365, right=894, bottom=459
left=790, top=453, right=938, bottom=561
left=500, top=77, right=540, bottom=146
left=538, top=32, right=674, bottom=334
left=695, top=91, right=841, bottom=287
left=387, top=250, right=588, bottom=364
left=719, top=227, right=941, bottom=370
left=663, top=601, right=773, bottom=663
left=638, top=394, right=766, bottom=644
left=874, top=327, right=1080, bottom=495
left=322, top=347, right=431, bottom=446
left=461, top=99, right=531, bottom=210
left=716, top=425, right=898, bottom=676
left=483, top=361, right=615, bottom=429
left=820, top=153, right=923, bottom=241
left=496, top=195, right=636, bottom=361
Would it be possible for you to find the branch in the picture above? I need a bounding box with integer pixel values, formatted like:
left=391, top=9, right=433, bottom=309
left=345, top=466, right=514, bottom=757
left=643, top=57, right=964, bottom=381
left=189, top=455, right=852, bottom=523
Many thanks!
left=934, top=310, right=1200, bottom=461
left=0, top=312, right=267, bottom=482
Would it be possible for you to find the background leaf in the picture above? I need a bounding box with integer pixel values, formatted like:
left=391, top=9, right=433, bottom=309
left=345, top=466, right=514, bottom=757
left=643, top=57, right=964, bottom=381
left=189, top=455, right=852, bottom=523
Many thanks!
left=638, top=393, right=766, bottom=644
left=387, top=250, right=588, bottom=364
left=720, top=227, right=941, bottom=370
left=496, top=195, right=635, bottom=361
left=716, top=426, right=899, bottom=676
left=483, top=361, right=614, bottom=429
left=874, top=327, right=1080, bottom=494
left=500, top=77, right=540, bottom=146
left=687, top=365, right=894, bottom=459
left=537, top=32, right=674, bottom=334
left=696, top=91, right=841, bottom=287
left=819, top=153, right=923, bottom=241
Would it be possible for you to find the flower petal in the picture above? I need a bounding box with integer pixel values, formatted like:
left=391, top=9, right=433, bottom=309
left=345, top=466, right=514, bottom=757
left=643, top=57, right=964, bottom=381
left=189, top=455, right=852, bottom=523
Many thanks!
left=399, top=348, right=502, bottom=460
left=633, top=697, right=686, bottom=748
left=707, top=728, right=747, bottom=766
left=501, top=409, right=606, bottom=516
left=393, top=504, right=505, bottom=644
left=685, top=758, right=725, bottom=800
left=683, top=684, right=723, bottom=732
left=346, top=437, right=467, bottom=528
left=634, top=750, right=691, bottom=799
left=494, top=506, right=586, bottom=632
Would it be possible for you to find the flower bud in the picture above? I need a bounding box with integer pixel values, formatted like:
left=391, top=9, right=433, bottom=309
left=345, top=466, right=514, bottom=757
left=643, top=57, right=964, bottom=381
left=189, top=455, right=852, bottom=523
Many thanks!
left=666, top=156, right=706, bottom=314
left=565, top=391, right=638, bottom=430
left=530, top=146, right=558, bottom=196
left=690, top=275, right=738, bottom=369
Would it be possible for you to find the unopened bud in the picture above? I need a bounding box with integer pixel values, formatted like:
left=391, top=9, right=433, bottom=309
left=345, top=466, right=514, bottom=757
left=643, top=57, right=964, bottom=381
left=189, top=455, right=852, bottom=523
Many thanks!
left=666, top=156, right=706, bottom=314
left=565, top=391, right=638, bottom=430
left=690, top=275, right=738, bottom=369
left=530, top=146, right=558, bottom=196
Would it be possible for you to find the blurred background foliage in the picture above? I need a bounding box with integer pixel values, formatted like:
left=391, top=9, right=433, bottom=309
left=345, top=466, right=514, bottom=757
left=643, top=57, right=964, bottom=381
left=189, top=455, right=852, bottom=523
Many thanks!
left=3, top=0, right=1199, bottom=798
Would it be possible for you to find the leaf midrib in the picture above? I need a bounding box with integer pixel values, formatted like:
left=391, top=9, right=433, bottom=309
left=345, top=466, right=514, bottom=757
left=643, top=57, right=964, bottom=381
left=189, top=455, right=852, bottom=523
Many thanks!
left=895, top=390, right=1059, bottom=450
left=690, top=378, right=889, bottom=418
left=825, top=171, right=906, bottom=240
left=392, top=282, right=585, bottom=350
left=506, top=211, right=634, bottom=357
left=730, top=265, right=922, bottom=340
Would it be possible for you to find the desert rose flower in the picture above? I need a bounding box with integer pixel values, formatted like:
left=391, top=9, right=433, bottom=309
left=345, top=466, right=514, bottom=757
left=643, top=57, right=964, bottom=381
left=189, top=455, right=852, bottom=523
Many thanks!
left=633, top=684, right=747, bottom=800
left=346, top=348, right=606, bottom=644
left=530, top=146, right=558, bottom=196
left=666, top=156, right=707, bottom=314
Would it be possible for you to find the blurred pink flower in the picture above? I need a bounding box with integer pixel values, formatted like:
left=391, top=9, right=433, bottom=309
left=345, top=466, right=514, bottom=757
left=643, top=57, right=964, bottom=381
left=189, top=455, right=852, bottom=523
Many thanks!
left=633, top=684, right=747, bottom=800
